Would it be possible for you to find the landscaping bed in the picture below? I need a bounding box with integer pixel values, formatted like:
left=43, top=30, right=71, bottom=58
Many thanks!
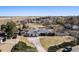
left=11, top=41, right=37, bottom=52
left=48, top=41, right=76, bottom=52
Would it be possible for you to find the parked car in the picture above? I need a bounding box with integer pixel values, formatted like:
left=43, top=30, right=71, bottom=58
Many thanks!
left=62, top=46, right=72, bottom=52
left=0, top=32, right=7, bottom=43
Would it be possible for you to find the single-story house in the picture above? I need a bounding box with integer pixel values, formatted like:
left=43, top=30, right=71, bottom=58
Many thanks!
left=26, top=28, right=54, bottom=37
left=27, top=29, right=39, bottom=37
left=64, top=24, right=79, bottom=30
left=72, top=25, right=79, bottom=30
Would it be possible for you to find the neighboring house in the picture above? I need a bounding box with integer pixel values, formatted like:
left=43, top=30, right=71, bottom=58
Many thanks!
left=72, top=25, right=79, bottom=30
left=64, top=24, right=72, bottom=29
left=68, top=30, right=79, bottom=38
left=55, top=31, right=70, bottom=36
left=64, top=24, right=79, bottom=30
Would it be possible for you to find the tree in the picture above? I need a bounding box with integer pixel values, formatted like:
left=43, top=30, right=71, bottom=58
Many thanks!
left=56, top=16, right=65, bottom=26
left=1, top=24, right=6, bottom=32
left=5, top=21, right=18, bottom=38
left=22, top=24, right=27, bottom=29
left=11, top=41, right=37, bottom=52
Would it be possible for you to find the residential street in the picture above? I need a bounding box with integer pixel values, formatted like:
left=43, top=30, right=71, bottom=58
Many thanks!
left=0, top=36, right=20, bottom=52
left=71, top=45, right=79, bottom=52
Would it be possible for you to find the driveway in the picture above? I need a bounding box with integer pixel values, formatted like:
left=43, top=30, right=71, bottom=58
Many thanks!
left=27, top=37, right=46, bottom=52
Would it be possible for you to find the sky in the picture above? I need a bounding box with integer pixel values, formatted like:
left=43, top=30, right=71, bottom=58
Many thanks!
left=0, top=6, right=79, bottom=16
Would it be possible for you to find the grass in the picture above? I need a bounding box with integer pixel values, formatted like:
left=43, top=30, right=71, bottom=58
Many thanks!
left=40, top=36, right=75, bottom=50
left=26, top=23, right=45, bottom=29
left=19, top=36, right=35, bottom=48
left=11, top=41, right=37, bottom=52
left=48, top=41, right=75, bottom=52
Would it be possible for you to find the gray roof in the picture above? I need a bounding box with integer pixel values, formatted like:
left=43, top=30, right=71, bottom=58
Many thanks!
left=27, top=29, right=51, bottom=34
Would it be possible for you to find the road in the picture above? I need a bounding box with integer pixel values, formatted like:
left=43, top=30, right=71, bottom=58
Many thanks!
left=0, top=36, right=20, bottom=52
left=71, top=45, right=79, bottom=52
left=27, top=37, right=46, bottom=52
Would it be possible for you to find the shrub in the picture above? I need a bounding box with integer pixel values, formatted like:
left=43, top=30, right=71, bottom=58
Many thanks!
left=11, top=41, right=37, bottom=52
left=48, top=45, right=59, bottom=52
left=48, top=41, right=75, bottom=52
left=56, top=16, right=65, bottom=26
left=58, top=41, right=75, bottom=48
left=76, top=37, right=79, bottom=45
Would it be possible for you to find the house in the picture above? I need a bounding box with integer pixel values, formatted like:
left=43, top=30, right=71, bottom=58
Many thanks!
left=64, top=24, right=72, bottom=29
left=72, top=25, right=79, bottom=30
left=55, top=31, right=70, bottom=36
left=64, top=24, right=79, bottom=30
left=26, top=28, right=54, bottom=37
left=27, top=29, right=39, bottom=37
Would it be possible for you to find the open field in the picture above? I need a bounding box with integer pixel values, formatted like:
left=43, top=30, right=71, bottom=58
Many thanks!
left=40, top=36, right=75, bottom=50
left=26, top=23, right=45, bottom=29
left=0, top=18, right=12, bottom=25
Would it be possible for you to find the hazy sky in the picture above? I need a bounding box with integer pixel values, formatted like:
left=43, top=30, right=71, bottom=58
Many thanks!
left=0, top=6, right=79, bottom=16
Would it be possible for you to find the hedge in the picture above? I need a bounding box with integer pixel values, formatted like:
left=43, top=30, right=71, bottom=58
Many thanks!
left=48, top=41, right=76, bottom=52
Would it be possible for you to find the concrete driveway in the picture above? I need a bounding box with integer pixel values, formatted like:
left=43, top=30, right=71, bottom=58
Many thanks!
left=27, top=37, right=46, bottom=52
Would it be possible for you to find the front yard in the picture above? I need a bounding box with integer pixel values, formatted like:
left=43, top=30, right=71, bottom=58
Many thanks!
left=40, top=36, right=75, bottom=51
left=19, top=36, right=35, bottom=48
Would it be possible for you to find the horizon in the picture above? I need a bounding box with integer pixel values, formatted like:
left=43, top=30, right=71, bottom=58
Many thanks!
left=0, top=6, right=79, bottom=16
